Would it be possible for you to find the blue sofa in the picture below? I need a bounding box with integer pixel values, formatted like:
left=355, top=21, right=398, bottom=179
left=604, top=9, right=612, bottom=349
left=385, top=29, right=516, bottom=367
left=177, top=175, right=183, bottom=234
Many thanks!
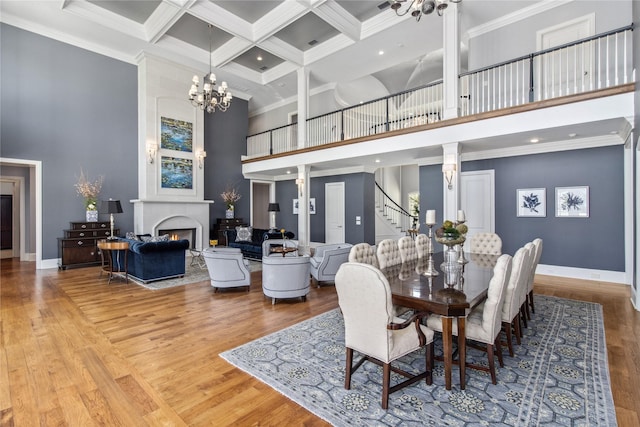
left=225, top=228, right=295, bottom=260
left=112, top=237, right=189, bottom=283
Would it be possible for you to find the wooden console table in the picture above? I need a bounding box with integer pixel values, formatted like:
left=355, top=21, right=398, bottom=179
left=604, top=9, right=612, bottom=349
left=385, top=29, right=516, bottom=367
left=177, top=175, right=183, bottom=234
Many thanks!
left=97, top=240, right=129, bottom=284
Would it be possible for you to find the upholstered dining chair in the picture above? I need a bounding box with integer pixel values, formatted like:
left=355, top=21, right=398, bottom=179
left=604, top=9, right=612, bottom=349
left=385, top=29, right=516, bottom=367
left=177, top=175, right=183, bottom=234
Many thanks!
left=202, top=247, right=251, bottom=292
left=470, top=232, right=503, bottom=255
left=348, top=243, right=379, bottom=268
left=498, top=245, right=532, bottom=356
left=398, top=236, right=418, bottom=263
left=376, top=239, right=402, bottom=269
left=525, top=238, right=543, bottom=318
left=415, top=234, right=430, bottom=259
left=518, top=242, right=535, bottom=329
left=335, top=262, right=434, bottom=409
left=427, top=254, right=512, bottom=384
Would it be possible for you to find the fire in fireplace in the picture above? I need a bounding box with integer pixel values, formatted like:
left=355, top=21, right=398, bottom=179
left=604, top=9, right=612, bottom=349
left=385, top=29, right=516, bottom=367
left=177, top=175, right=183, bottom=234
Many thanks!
left=157, top=228, right=196, bottom=249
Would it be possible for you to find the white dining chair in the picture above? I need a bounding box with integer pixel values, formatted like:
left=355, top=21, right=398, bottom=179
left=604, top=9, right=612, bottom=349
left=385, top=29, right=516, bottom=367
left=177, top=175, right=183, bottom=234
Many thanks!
left=398, top=236, right=418, bottom=263
left=525, top=238, right=543, bottom=318
left=415, top=234, right=430, bottom=259
left=376, top=239, right=402, bottom=269
left=470, top=232, right=503, bottom=255
left=335, top=262, right=434, bottom=409
left=427, top=254, right=512, bottom=384
left=348, top=243, right=379, bottom=268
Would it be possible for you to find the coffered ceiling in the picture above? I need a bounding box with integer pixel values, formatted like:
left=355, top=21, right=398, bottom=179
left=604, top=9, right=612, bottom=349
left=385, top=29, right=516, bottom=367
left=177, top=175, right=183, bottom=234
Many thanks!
left=1, top=0, right=542, bottom=116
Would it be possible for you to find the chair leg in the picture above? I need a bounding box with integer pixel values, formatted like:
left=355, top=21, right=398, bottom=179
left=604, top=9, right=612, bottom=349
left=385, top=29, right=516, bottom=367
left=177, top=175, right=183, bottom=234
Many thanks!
left=382, top=363, right=391, bottom=410
left=426, top=341, right=434, bottom=385
left=345, top=348, right=353, bottom=389
left=502, top=321, right=514, bottom=357
left=495, top=337, right=504, bottom=368
left=486, top=343, right=497, bottom=385
left=514, top=314, right=522, bottom=345
left=520, top=303, right=528, bottom=328
left=529, top=290, right=535, bottom=314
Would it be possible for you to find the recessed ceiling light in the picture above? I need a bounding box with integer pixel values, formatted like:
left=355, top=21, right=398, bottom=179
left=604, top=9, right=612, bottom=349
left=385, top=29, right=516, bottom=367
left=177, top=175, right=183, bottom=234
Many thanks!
left=375, top=159, right=381, bottom=163
left=359, top=101, right=363, bottom=104
left=610, top=130, right=618, bottom=134
left=378, top=50, right=384, bottom=55
left=530, top=138, right=539, bottom=143
left=257, top=55, right=263, bottom=61
left=287, top=170, right=291, bottom=174
left=568, top=133, right=577, bottom=138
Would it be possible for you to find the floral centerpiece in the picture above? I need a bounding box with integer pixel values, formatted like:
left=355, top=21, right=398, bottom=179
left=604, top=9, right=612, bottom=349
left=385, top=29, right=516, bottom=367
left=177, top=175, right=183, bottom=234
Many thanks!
left=221, top=186, right=241, bottom=218
left=74, top=170, right=103, bottom=222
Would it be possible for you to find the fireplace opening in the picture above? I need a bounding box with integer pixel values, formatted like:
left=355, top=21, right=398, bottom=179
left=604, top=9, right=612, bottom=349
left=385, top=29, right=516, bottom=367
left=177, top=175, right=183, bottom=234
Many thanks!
left=157, top=228, right=196, bottom=249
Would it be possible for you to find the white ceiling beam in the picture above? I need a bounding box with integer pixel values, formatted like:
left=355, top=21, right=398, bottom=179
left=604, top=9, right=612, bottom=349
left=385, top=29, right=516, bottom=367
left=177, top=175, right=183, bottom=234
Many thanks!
left=260, top=37, right=304, bottom=66
left=361, top=8, right=412, bottom=40
left=145, top=0, right=188, bottom=44
left=304, top=33, right=355, bottom=65
left=61, top=0, right=146, bottom=40
left=221, top=62, right=264, bottom=85
left=188, top=1, right=253, bottom=40
left=210, top=37, right=255, bottom=68
left=312, top=1, right=361, bottom=42
left=261, top=62, right=300, bottom=85
left=253, top=2, right=309, bottom=42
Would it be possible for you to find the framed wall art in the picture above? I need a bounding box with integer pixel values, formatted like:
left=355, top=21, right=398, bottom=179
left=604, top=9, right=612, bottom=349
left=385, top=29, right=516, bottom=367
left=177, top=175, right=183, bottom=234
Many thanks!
left=517, top=188, right=546, bottom=217
left=293, top=198, right=317, bottom=215
left=555, top=186, right=589, bottom=217
left=160, top=116, right=193, bottom=152
left=161, top=156, right=193, bottom=189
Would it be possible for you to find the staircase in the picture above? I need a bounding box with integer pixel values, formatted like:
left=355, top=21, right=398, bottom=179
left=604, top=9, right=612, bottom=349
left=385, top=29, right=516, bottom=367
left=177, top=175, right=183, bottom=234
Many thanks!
left=374, top=182, right=418, bottom=244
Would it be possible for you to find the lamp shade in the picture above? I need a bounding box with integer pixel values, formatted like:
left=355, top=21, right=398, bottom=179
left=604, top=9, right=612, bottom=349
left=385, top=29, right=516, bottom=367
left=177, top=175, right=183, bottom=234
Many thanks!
left=101, top=199, right=123, bottom=214
left=268, top=203, right=280, bottom=212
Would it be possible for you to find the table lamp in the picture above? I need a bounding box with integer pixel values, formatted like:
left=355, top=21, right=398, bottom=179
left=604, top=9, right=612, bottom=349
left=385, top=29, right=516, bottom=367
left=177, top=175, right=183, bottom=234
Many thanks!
left=268, top=202, right=280, bottom=233
left=101, top=199, right=123, bottom=240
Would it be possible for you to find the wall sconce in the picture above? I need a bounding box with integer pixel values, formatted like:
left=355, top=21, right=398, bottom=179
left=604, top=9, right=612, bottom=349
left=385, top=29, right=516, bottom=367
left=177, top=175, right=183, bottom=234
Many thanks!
left=295, top=177, right=304, bottom=196
left=196, top=150, right=207, bottom=169
left=146, top=143, right=157, bottom=164
left=442, top=163, right=456, bottom=190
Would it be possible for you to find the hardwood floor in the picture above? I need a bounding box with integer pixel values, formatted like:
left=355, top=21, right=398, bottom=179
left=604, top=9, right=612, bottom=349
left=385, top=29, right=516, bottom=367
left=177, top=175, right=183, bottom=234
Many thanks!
left=1, top=258, right=639, bottom=426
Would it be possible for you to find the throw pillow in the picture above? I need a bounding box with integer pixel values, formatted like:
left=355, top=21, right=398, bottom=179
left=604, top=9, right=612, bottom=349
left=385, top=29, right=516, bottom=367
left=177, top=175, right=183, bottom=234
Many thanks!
left=141, top=234, right=170, bottom=243
left=235, top=226, right=253, bottom=242
left=125, top=231, right=139, bottom=240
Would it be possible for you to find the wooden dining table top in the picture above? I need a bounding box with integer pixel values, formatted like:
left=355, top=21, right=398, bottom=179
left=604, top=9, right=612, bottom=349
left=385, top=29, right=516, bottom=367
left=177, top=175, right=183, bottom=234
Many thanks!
left=381, top=252, right=499, bottom=317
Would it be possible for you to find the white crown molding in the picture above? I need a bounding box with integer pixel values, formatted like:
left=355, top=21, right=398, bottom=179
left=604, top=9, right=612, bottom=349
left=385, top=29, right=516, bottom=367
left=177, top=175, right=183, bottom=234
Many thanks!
left=313, top=1, right=361, bottom=42
left=304, top=33, right=355, bottom=65
left=145, top=1, right=186, bottom=44
left=188, top=1, right=253, bottom=41
left=460, top=134, right=622, bottom=162
left=62, top=0, right=146, bottom=40
left=260, top=37, right=304, bottom=66
left=467, top=0, right=574, bottom=39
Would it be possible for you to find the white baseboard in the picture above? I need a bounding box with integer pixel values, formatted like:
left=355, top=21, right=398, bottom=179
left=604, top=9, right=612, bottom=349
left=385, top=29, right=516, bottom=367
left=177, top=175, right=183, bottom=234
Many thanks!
left=536, top=264, right=629, bottom=285
left=41, top=258, right=60, bottom=269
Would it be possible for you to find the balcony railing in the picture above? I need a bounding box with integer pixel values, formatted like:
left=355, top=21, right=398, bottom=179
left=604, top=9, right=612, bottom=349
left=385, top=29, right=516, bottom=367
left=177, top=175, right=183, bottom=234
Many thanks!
left=246, top=25, right=633, bottom=159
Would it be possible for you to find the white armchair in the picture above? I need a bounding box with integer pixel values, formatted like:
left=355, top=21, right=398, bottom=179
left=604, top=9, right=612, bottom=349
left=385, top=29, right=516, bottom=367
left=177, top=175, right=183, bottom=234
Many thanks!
left=202, top=247, right=251, bottom=292
left=262, top=255, right=310, bottom=304
left=309, top=243, right=353, bottom=286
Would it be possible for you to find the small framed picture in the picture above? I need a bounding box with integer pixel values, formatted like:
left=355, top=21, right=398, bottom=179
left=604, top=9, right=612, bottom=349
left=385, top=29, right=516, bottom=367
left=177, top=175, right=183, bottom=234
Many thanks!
left=293, top=199, right=299, bottom=215
left=517, top=188, right=546, bottom=217
left=555, top=186, right=589, bottom=217
left=309, top=198, right=316, bottom=215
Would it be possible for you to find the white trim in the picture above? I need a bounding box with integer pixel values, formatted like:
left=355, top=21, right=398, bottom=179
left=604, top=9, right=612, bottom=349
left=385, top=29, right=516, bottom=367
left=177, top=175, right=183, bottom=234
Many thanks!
left=537, top=263, right=628, bottom=285
left=0, top=158, right=42, bottom=269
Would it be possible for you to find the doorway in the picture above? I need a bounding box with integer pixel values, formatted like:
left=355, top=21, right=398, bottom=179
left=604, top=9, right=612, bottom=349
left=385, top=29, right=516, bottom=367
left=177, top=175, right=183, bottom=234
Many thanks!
left=325, top=182, right=345, bottom=243
left=251, top=181, right=272, bottom=229
left=460, top=170, right=495, bottom=243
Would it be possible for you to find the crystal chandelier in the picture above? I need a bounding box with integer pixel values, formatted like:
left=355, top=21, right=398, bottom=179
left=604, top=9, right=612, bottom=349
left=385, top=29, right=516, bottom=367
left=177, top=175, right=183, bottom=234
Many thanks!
left=188, top=24, right=232, bottom=113
left=390, top=0, right=461, bottom=21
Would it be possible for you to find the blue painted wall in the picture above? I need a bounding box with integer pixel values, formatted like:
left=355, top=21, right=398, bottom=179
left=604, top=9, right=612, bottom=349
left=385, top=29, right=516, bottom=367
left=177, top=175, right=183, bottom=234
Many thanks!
left=463, top=146, right=624, bottom=271
left=275, top=172, right=376, bottom=244
left=1, top=23, right=138, bottom=259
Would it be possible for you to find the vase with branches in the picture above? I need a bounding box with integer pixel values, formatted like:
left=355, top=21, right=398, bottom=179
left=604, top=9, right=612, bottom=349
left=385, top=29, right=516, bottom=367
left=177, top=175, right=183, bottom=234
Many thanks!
left=75, top=169, right=103, bottom=221
left=221, top=186, right=241, bottom=218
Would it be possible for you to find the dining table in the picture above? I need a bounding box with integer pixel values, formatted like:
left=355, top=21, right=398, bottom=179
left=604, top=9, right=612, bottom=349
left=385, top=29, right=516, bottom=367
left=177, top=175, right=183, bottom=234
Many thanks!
left=380, top=251, right=499, bottom=391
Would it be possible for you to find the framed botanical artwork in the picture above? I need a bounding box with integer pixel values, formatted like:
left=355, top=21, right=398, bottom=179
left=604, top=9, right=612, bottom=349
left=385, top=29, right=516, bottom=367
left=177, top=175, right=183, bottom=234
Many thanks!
left=517, top=188, right=546, bottom=217
left=160, top=116, right=193, bottom=152
left=293, top=198, right=317, bottom=214
left=555, top=186, right=589, bottom=217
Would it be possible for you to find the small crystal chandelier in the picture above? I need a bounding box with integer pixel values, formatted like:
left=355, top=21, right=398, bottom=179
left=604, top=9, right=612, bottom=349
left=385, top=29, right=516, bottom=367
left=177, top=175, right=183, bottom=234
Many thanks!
left=188, top=24, right=232, bottom=113
left=390, top=0, right=461, bottom=21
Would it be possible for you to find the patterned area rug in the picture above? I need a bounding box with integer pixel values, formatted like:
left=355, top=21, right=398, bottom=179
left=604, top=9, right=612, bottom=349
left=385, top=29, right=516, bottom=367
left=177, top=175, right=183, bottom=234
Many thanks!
left=129, top=259, right=262, bottom=290
left=221, top=295, right=616, bottom=426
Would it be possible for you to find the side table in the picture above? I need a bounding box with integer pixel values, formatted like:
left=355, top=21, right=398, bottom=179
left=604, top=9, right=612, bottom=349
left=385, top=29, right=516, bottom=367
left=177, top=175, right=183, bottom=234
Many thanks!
left=97, top=240, right=129, bottom=284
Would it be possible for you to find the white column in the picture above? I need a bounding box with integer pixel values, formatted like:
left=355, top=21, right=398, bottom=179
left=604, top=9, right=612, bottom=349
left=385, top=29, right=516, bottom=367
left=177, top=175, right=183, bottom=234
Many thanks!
left=442, top=142, right=460, bottom=221
left=297, top=67, right=310, bottom=149
left=297, top=165, right=311, bottom=255
left=442, top=3, right=460, bottom=120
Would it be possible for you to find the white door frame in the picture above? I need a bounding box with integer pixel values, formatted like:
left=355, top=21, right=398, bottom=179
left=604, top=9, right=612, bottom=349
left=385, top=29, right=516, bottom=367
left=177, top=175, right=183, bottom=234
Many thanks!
left=325, top=182, right=345, bottom=243
left=460, top=170, right=495, bottom=241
